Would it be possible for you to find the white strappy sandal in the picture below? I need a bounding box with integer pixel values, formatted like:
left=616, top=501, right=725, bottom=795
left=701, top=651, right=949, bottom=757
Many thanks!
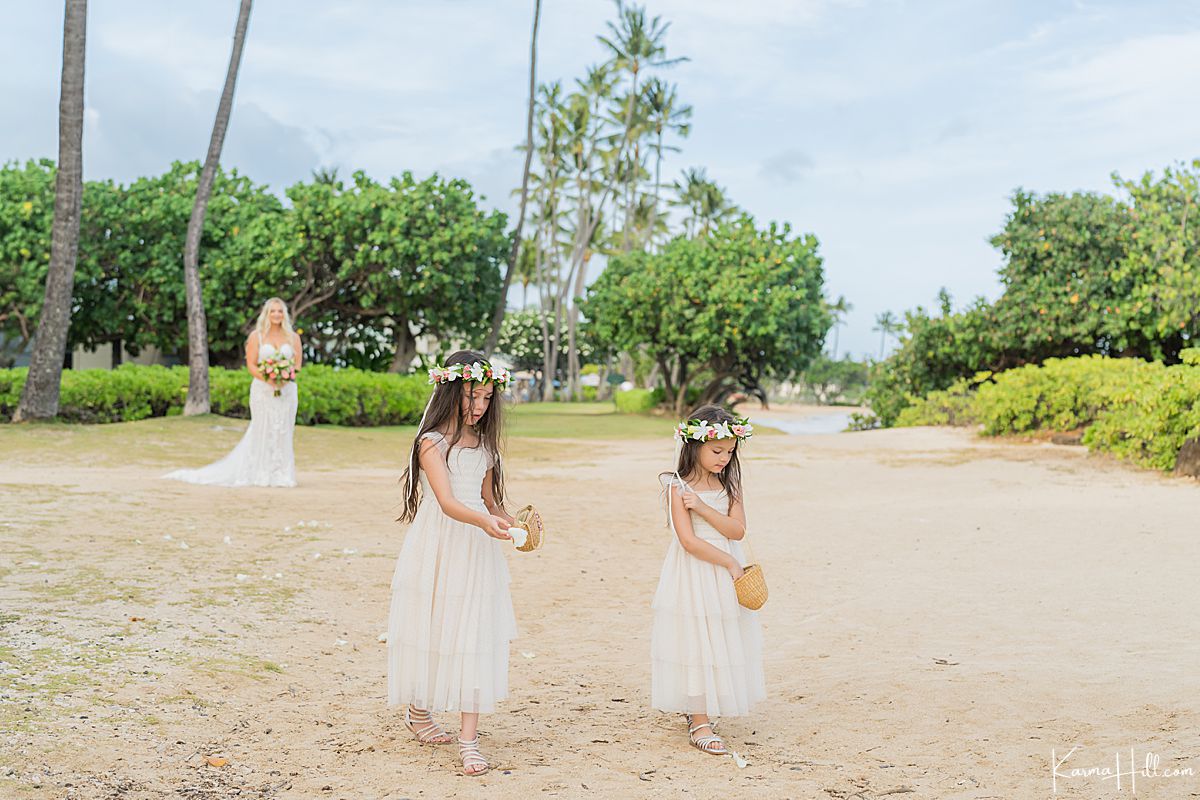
left=458, top=736, right=491, bottom=776
left=686, top=714, right=727, bottom=755
left=403, top=706, right=453, bottom=745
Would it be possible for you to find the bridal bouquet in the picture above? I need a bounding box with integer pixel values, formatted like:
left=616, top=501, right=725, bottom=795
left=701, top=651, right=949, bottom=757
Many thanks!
left=259, top=356, right=297, bottom=397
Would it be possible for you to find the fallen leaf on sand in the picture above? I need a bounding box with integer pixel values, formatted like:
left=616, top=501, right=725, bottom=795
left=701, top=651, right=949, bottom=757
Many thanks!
left=128, top=616, right=145, bottom=622
left=730, top=751, right=749, bottom=768
left=205, top=756, right=228, bottom=768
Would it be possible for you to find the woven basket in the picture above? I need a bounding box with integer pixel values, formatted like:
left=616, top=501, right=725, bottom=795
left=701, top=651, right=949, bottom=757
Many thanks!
left=733, top=563, right=767, bottom=610
left=512, top=504, right=545, bottom=553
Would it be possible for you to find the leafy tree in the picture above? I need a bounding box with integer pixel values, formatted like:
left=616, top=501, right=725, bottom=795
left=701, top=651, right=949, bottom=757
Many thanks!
left=256, top=171, right=509, bottom=371
left=108, top=162, right=285, bottom=367
left=0, top=160, right=56, bottom=365
left=989, top=190, right=1134, bottom=363
left=1112, top=160, right=1200, bottom=360
left=799, top=354, right=868, bottom=405
left=586, top=216, right=830, bottom=415
left=865, top=296, right=999, bottom=426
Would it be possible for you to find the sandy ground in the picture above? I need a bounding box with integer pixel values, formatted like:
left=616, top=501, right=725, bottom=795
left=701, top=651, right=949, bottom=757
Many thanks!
left=3, top=412, right=1200, bottom=799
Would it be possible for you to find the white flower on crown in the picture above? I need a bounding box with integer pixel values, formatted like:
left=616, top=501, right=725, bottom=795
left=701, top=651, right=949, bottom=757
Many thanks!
left=468, top=362, right=486, bottom=381
left=690, top=420, right=715, bottom=441
left=712, top=422, right=733, bottom=440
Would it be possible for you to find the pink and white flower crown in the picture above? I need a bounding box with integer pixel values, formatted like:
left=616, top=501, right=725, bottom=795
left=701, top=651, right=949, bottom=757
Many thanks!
left=428, top=360, right=512, bottom=389
left=674, top=415, right=754, bottom=443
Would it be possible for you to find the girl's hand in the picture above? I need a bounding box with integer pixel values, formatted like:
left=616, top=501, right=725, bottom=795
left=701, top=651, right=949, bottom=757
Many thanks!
left=679, top=489, right=704, bottom=512
left=726, top=558, right=745, bottom=581
left=480, top=514, right=513, bottom=541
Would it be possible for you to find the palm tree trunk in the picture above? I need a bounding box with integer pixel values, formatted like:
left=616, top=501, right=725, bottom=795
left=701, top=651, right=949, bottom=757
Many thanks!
left=484, top=0, right=541, bottom=356
left=183, top=0, right=252, bottom=416
left=618, top=67, right=639, bottom=252
left=647, top=130, right=663, bottom=252
left=15, top=0, right=87, bottom=422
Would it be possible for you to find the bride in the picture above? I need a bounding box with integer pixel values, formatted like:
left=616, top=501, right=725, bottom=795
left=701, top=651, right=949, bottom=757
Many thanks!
left=166, top=297, right=301, bottom=487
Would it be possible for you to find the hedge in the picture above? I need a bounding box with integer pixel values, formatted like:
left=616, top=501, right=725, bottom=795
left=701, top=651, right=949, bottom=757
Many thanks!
left=614, top=387, right=664, bottom=414
left=896, top=353, right=1200, bottom=472
left=0, top=364, right=432, bottom=426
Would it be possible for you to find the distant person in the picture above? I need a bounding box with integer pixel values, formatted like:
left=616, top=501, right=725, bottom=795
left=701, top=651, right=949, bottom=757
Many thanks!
left=165, top=297, right=301, bottom=487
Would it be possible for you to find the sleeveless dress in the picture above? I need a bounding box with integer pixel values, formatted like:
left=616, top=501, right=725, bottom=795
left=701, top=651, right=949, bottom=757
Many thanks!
left=651, top=481, right=766, bottom=717
left=164, top=339, right=298, bottom=488
left=387, top=431, right=517, bottom=714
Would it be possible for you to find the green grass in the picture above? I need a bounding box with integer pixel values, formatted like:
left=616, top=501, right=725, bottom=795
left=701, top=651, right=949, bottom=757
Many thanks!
left=507, top=402, right=673, bottom=439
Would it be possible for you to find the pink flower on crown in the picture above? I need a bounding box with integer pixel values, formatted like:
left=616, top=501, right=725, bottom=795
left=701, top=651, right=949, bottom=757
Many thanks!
left=731, top=424, right=746, bottom=437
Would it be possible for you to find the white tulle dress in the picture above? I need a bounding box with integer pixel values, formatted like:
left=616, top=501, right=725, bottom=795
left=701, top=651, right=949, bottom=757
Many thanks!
left=651, top=479, right=765, bottom=717
left=164, top=341, right=297, bottom=488
left=387, top=431, right=517, bottom=714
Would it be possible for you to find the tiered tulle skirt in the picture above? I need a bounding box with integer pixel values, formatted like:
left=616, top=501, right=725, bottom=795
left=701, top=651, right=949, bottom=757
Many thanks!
left=651, top=537, right=765, bottom=717
left=387, top=498, right=517, bottom=714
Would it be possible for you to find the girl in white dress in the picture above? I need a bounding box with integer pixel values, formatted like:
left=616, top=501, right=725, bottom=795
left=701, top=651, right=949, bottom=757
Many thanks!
left=652, top=403, right=766, bottom=755
left=165, top=297, right=300, bottom=487
left=388, top=350, right=517, bottom=776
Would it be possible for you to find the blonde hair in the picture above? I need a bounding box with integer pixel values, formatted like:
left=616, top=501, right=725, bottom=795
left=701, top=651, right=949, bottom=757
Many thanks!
left=255, top=297, right=296, bottom=341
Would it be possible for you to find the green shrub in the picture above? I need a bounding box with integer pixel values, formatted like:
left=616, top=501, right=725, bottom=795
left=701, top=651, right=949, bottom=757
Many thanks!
left=0, top=364, right=432, bottom=426
left=894, top=354, right=1200, bottom=472
left=614, top=387, right=663, bottom=413
left=1083, top=363, right=1200, bottom=471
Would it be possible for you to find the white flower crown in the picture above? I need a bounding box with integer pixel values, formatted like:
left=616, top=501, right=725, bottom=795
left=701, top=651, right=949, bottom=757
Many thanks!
left=428, top=360, right=512, bottom=388
left=674, top=416, right=754, bottom=442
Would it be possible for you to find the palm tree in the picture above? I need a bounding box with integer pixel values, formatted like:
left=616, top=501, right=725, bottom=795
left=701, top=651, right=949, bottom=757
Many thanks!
left=485, top=0, right=542, bottom=356
left=15, top=0, right=88, bottom=422
left=641, top=77, right=690, bottom=250
left=311, top=165, right=340, bottom=186
left=597, top=0, right=686, bottom=251
left=873, top=310, right=902, bottom=359
left=514, top=235, right=538, bottom=308
left=671, top=167, right=736, bottom=238
left=829, top=295, right=853, bottom=358
left=183, top=0, right=253, bottom=416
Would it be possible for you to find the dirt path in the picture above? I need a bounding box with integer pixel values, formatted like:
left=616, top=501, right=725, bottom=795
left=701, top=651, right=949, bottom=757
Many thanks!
left=2, top=417, right=1199, bottom=799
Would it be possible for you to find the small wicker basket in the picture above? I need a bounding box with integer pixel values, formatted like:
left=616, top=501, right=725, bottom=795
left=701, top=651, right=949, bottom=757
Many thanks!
left=733, top=563, right=767, bottom=610
left=511, top=504, right=545, bottom=553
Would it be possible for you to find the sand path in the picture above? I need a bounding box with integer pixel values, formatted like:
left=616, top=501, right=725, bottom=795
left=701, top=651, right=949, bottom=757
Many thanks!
left=2, top=416, right=1199, bottom=799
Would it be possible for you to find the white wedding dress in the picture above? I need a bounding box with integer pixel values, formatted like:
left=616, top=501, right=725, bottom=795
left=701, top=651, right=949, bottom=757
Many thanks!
left=164, top=341, right=298, bottom=488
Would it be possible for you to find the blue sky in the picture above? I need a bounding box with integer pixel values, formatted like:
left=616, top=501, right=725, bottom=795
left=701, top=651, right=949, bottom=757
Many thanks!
left=3, top=0, right=1199, bottom=359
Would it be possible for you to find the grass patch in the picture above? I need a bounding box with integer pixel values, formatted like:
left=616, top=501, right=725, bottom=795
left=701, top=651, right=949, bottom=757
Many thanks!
left=26, top=566, right=152, bottom=606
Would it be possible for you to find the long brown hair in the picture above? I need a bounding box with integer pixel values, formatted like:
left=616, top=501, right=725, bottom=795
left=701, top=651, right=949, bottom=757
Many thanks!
left=399, top=349, right=506, bottom=522
left=662, top=403, right=744, bottom=503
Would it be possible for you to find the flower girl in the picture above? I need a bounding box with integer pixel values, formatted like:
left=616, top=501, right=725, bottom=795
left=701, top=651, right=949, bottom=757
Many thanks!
left=652, top=404, right=766, bottom=755
left=388, top=350, right=517, bottom=776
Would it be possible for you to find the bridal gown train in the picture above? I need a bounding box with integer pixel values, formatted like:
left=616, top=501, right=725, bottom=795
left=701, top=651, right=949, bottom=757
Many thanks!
left=164, top=342, right=298, bottom=488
